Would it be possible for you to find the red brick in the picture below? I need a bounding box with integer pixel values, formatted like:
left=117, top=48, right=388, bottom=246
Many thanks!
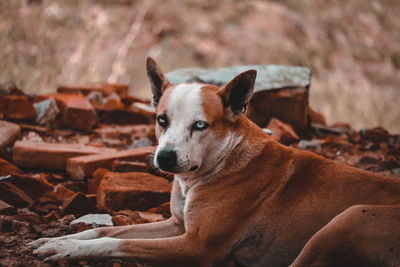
left=0, top=182, right=33, bottom=208
left=97, top=172, right=171, bottom=211
left=57, top=83, right=128, bottom=97
left=13, top=140, right=117, bottom=170
left=112, top=160, right=149, bottom=173
left=0, top=95, right=36, bottom=121
left=0, top=82, right=24, bottom=96
left=266, top=117, right=300, bottom=145
left=66, top=146, right=156, bottom=180
left=0, top=200, right=17, bottom=215
left=88, top=168, right=109, bottom=194
left=247, top=87, right=309, bottom=137
left=0, top=120, right=20, bottom=149
left=0, top=158, right=23, bottom=176
left=361, top=127, right=390, bottom=143
left=5, top=174, right=53, bottom=201
left=35, top=93, right=97, bottom=130
left=308, top=107, right=326, bottom=125
left=61, top=192, right=97, bottom=216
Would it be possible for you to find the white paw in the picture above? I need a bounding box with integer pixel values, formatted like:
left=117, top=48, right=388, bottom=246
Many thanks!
left=30, top=237, right=57, bottom=249
left=33, top=239, right=87, bottom=261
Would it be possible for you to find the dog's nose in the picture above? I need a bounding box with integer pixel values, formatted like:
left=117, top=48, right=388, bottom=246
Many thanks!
left=156, top=149, right=177, bottom=171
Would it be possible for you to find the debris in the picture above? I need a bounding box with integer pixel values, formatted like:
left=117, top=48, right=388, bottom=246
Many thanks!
left=0, top=120, right=20, bottom=149
left=96, top=171, right=171, bottom=211
left=33, top=98, right=59, bottom=125
left=35, top=93, right=97, bottom=130
left=308, top=107, right=326, bottom=125
left=60, top=192, right=97, bottom=216
left=66, top=146, right=156, bottom=180
left=13, top=141, right=116, bottom=170
left=360, top=127, right=390, bottom=143
left=69, top=214, right=113, bottom=230
left=0, top=182, right=33, bottom=208
left=0, top=95, right=37, bottom=121
left=266, top=118, right=299, bottom=145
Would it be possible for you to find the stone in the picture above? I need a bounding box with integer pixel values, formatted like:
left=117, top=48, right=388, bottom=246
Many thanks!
left=35, top=93, right=97, bottom=131
left=61, top=192, right=97, bottom=216
left=96, top=172, right=171, bottom=211
left=360, top=127, right=390, bottom=143
left=0, top=120, right=20, bottom=149
left=0, top=95, right=36, bottom=121
left=66, top=146, right=156, bottom=180
left=13, top=140, right=116, bottom=170
left=33, top=98, right=59, bottom=125
left=308, top=107, right=326, bottom=125
left=166, top=65, right=311, bottom=137
left=57, top=83, right=128, bottom=97
left=266, top=118, right=299, bottom=145
left=112, top=160, right=149, bottom=173
left=69, top=214, right=113, bottom=229
left=0, top=182, right=33, bottom=208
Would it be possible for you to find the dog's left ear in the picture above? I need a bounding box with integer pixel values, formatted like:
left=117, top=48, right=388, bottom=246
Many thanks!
left=146, top=57, right=171, bottom=107
left=217, top=70, right=257, bottom=120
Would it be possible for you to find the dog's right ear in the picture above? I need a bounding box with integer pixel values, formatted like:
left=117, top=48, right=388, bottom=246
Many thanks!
left=146, top=57, right=171, bottom=107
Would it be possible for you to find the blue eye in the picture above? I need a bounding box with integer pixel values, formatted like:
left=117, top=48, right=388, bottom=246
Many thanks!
left=193, top=120, right=209, bottom=131
left=157, top=116, right=169, bottom=128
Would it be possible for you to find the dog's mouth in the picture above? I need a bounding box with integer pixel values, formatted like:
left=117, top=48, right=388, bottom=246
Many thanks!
left=157, top=164, right=199, bottom=174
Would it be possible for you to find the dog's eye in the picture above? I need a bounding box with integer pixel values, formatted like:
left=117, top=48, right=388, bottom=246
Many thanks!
left=193, top=120, right=209, bottom=131
left=157, top=116, right=169, bottom=128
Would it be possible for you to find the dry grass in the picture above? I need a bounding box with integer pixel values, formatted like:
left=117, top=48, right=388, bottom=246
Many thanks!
left=1, top=0, right=399, bottom=133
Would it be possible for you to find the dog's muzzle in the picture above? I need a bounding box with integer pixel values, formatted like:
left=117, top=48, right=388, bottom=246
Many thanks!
left=156, top=149, right=177, bottom=172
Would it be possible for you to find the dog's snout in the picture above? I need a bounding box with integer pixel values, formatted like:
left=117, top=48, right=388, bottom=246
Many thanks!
left=156, top=149, right=177, bottom=171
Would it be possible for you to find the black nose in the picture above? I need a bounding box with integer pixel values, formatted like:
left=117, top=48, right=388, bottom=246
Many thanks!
left=156, top=149, right=177, bottom=171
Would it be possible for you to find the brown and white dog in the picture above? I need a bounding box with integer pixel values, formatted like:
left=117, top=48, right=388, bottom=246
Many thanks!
left=32, top=58, right=400, bottom=266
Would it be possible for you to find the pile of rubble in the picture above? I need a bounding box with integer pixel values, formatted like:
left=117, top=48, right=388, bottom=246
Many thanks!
left=0, top=66, right=399, bottom=266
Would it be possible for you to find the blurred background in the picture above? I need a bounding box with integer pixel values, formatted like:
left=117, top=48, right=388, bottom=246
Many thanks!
left=1, top=0, right=399, bottom=132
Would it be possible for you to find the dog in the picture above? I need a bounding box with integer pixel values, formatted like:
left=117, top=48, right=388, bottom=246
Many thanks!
left=32, top=57, right=400, bottom=266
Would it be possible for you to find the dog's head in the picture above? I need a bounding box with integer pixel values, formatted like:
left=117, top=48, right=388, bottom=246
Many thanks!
left=146, top=57, right=257, bottom=175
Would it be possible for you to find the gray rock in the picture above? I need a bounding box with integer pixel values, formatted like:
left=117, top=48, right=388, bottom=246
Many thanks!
left=70, top=214, right=113, bottom=228
left=166, top=65, right=311, bottom=91
left=33, top=98, right=59, bottom=125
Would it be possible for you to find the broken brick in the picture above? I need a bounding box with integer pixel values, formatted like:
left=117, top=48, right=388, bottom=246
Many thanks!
left=57, top=83, right=128, bottom=97
left=13, top=140, right=116, bottom=170
left=0, top=120, right=21, bottom=149
left=88, top=168, right=109, bottom=194
left=247, top=87, right=309, bottom=137
left=112, top=160, right=149, bottom=173
left=0, top=95, right=36, bottom=121
left=61, top=192, right=97, bottom=216
left=0, top=200, right=17, bottom=215
left=0, top=158, right=23, bottom=177
left=266, top=118, right=300, bottom=145
left=0, top=182, right=33, bottom=208
left=308, top=107, right=326, bottom=125
left=66, top=146, right=155, bottom=180
left=148, top=202, right=171, bottom=218
left=4, top=174, right=53, bottom=201
left=35, top=93, right=97, bottom=130
left=96, top=172, right=171, bottom=211
left=0, top=82, right=24, bottom=96
left=360, top=127, right=390, bottom=143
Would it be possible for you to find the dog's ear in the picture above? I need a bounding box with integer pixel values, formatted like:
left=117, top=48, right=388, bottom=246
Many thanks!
left=217, top=70, right=257, bottom=120
left=146, top=57, right=171, bottom=107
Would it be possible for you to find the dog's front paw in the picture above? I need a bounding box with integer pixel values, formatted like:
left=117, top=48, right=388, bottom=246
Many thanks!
left=33, top=239, right=86, bottom=261
left=29, top=237, right=55, bottom=249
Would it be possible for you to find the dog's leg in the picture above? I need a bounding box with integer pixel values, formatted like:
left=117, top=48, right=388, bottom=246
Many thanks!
left=33, top=232, right=214, bottom=266
left=31, top=217, right=183, bottom=249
